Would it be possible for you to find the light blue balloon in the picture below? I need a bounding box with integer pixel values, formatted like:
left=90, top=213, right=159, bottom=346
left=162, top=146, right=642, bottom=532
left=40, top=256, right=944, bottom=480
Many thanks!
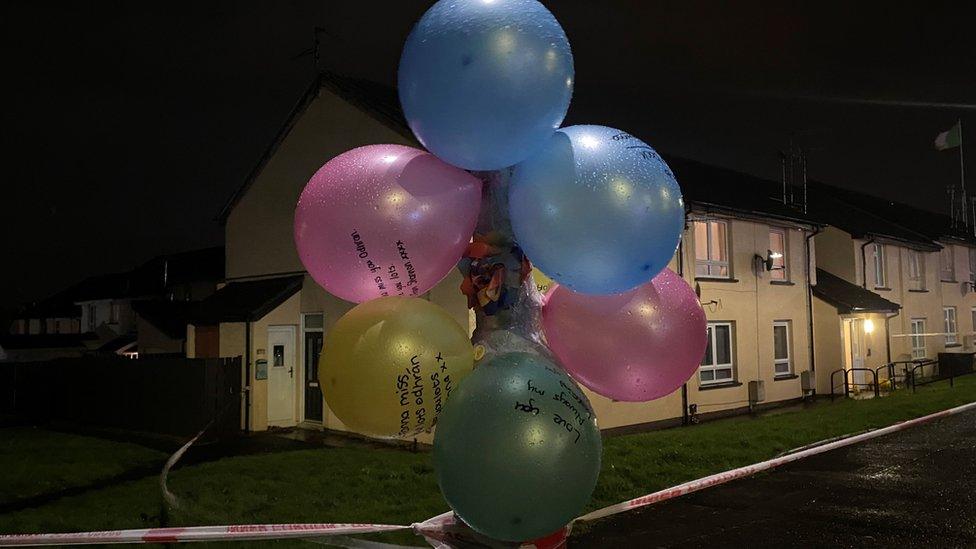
left=398, top=0, right=573, bottom=171
left=509, top=125, right=685, bottom=295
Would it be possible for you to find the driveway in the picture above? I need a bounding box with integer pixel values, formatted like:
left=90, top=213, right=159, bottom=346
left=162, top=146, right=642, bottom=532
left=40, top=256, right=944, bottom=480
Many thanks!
left=572, top=409, right=976, bottom=548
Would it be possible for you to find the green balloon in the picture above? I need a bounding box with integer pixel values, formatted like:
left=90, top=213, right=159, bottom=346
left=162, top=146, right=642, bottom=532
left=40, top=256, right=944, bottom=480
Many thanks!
left=433, top=352, right=602, bottom=542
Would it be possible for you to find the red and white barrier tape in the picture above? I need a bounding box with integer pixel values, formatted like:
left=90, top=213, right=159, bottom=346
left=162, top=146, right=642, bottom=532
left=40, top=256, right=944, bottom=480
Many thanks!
left=3, top=400, right=974, bottom=547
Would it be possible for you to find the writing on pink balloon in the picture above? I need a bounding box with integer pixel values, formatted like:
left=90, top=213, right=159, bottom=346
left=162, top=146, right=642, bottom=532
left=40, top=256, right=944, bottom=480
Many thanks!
left=350, top=231, right=422, bottom=297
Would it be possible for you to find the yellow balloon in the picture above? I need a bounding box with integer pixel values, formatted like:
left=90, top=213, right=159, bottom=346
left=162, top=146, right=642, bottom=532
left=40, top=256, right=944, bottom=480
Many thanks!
left=320, top=297, right=474, bottom=438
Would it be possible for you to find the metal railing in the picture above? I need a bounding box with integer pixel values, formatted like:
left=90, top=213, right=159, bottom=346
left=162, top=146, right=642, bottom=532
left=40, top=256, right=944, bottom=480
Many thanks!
left=909, top=359, right=950, bottom=393
left=830, top=368, right=879, bottom=401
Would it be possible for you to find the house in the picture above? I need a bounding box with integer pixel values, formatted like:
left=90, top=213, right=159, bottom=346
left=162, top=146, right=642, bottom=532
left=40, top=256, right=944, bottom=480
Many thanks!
left=131, top=246, right=225, bottom=356
left=3, top=247, right=224, bottom=361
left=191, top=72, right=470, bottom=435
left=207, top=69, right=831, bottom=436
left=807, top=182, right=975, bottom=394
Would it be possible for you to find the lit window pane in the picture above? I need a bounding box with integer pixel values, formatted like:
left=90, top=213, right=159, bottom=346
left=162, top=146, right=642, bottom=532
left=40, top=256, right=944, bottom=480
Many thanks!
left=711, top=222, right=727, bottom=262
left=694, top=222, right=709, bottom=261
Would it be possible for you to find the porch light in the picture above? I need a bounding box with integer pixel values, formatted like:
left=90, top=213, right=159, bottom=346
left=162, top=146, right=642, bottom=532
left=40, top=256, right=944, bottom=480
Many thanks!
left=863, top=319, right=875, bottom=334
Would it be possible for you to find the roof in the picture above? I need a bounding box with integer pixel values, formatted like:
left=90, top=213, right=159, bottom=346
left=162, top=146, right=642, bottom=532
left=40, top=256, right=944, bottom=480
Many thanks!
left=131, top=300, right=199, bottom=339
left=812, top=269, right=901, bottom=314
left=216, top=71, right=415, bottom=224
left=192, top=276, right=303, bottom=324
left=664, top=155, right=823, bottom=226
left=807, top=181, right=948, bottom=250
left=19, top=300, right=81, bottom=319
left=0, top=333, right=97, bottom=350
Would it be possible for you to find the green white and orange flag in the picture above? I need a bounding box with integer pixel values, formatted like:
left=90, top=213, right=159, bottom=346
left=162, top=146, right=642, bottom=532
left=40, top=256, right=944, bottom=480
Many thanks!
left=935, top=122, right=962, bottom=151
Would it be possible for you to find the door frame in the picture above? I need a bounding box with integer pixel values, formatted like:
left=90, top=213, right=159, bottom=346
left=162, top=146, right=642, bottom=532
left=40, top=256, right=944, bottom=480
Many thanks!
left=300, top=313, right=324, bottom=425
left=266, top=324, right=298, bottom=427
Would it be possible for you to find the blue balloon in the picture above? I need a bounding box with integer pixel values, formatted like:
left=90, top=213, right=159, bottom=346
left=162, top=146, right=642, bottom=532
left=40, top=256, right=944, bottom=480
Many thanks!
left=398, top=0, right=573, bottom=171
left=509, top=125, right=685, bottom=295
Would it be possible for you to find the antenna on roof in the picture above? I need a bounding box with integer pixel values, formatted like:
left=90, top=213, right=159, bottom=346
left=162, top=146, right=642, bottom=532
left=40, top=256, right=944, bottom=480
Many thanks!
left=290, top=27, right=340, bottom=73
left=779, top=137, right=808, bottom=214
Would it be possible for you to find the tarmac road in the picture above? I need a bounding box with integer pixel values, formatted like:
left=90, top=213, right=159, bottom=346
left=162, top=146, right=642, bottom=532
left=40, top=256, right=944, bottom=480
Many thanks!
left=572, top=409, right=976, bottom=548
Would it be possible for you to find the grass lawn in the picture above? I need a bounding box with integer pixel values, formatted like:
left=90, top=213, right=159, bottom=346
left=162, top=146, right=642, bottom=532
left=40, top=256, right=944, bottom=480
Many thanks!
left=0, top=427, right=166, bottom=506
left=1, top=376, right=974, bottom=546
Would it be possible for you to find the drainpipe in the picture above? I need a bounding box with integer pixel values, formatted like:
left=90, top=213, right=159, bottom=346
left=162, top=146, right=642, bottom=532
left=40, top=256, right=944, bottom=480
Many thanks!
left=244, top=320, right=251, bottom=433
left=885, top=310, right=900, bottom=364
left=805, top=226, right=824, bottom=379
left=860, top=238, right=876, bottom=289
left=678, top=219, right=690, bottom=425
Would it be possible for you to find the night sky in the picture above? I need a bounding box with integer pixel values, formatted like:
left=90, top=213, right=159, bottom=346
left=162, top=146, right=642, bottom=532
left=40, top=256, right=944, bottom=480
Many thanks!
left=2, top=1, right=973, bottom=313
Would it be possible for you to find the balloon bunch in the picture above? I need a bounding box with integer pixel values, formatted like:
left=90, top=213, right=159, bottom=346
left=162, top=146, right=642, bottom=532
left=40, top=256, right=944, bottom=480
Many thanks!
left=294, top=0, right=707, bottom=543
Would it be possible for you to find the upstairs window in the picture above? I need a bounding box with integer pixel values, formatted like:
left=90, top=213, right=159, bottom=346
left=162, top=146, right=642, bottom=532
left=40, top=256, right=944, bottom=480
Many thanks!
left=695, top=220, right=730, bottom=278
left=873, top=243, right=887, bottom=288
left=769, top=229, right=788, bottom=281
left=941, top=246, right=955, bottom=281
left=908, top=250, right=925, bottom=290
left=970, top=248, right=976, bottom=284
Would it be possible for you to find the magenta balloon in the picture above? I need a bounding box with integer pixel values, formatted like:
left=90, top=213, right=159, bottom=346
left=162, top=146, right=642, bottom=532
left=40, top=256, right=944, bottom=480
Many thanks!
left=543, top=268, right=707, bottom=402
left=294, top=145, right=482, bottom=303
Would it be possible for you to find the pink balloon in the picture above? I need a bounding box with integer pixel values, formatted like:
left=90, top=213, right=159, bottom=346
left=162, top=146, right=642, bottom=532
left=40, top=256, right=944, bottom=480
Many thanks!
left=543, top=268, right=707, bottom=402
left=295, top=144, right=482, bottom=303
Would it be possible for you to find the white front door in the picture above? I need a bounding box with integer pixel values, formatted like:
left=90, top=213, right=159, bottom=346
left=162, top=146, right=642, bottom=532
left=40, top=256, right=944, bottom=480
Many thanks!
left=849, top=319, right=867, bottom=385
left=267, top=325, right=297, bottom=426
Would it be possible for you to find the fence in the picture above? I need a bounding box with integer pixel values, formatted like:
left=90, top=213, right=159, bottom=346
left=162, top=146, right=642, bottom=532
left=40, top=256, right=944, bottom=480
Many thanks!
left=0, top=356, right=242, bottom=438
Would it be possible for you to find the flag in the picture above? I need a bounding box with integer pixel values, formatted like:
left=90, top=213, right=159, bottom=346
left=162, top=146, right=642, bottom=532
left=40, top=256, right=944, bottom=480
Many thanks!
left=935, top=122, right=962, bottom=151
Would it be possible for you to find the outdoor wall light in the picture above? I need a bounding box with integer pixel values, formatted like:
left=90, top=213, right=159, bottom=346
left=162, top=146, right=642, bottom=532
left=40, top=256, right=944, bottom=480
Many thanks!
left=864, top=319, right=875, bottom=334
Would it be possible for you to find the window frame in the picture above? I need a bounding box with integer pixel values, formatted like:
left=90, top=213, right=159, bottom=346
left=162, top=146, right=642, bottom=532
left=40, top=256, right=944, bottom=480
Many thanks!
left=941, top=246, right=955, bottom=282
left=908, top=249, right=925, bottom=290
left=695, top=220, right=731, bottom=279
left=773, top=320, right=792, bottom=377
left=768, top=228, right=789, bottom=281
left=910, top=318, right=926, bottom=359
left=873, top=243, right=887, bottom=288
left=699, top=321, right=735, bottom=385
left=944, top=306, right=958, bottom=345
left=970, top=248, right=976, bottom=284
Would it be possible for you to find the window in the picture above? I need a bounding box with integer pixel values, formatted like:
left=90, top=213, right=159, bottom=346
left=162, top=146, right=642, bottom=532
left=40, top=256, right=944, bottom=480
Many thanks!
left=87, top=304, right=96, bottom=332
left=910, top=318, right=926, bottom=359
left=944, top=306, right=958, bottom=345
left=908, top=250, right=925, bottom=290
left=54, top=320, right=61, bottom=334
left=109, top=303, right=120, bottom=323
left=873, top=243, right=887, bottom=288
left=695, top=220, right=730, bottom=278
left=970, top=248, right=976, bottom=284
left=700, top=322, right=734, bottom=384
left=769, top=229, right=788, bottom=281
left=773, top=321, right=792, bottom=376
left=941, top=246, right=955, bottom=281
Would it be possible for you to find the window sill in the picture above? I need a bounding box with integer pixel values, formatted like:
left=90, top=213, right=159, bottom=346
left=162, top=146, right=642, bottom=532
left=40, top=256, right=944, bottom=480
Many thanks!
left=941, top=279, right=957, bottom=283
left=873, top=287, right=892, bottom=291
left=697, top=381, right=742, bottom=391
left=770, top=280, right=795, bottom=286
left=946, top=344, right=962, bottom=348
left=908, top=289, right=929, bottom=293
left=774, top=374, right=799, bottom=381
left=695, top=277, right=739, bottom=283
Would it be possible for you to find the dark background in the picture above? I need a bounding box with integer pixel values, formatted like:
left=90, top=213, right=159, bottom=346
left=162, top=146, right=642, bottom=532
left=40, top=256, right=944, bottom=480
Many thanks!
left=2, top=1, right=973, bottom=316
